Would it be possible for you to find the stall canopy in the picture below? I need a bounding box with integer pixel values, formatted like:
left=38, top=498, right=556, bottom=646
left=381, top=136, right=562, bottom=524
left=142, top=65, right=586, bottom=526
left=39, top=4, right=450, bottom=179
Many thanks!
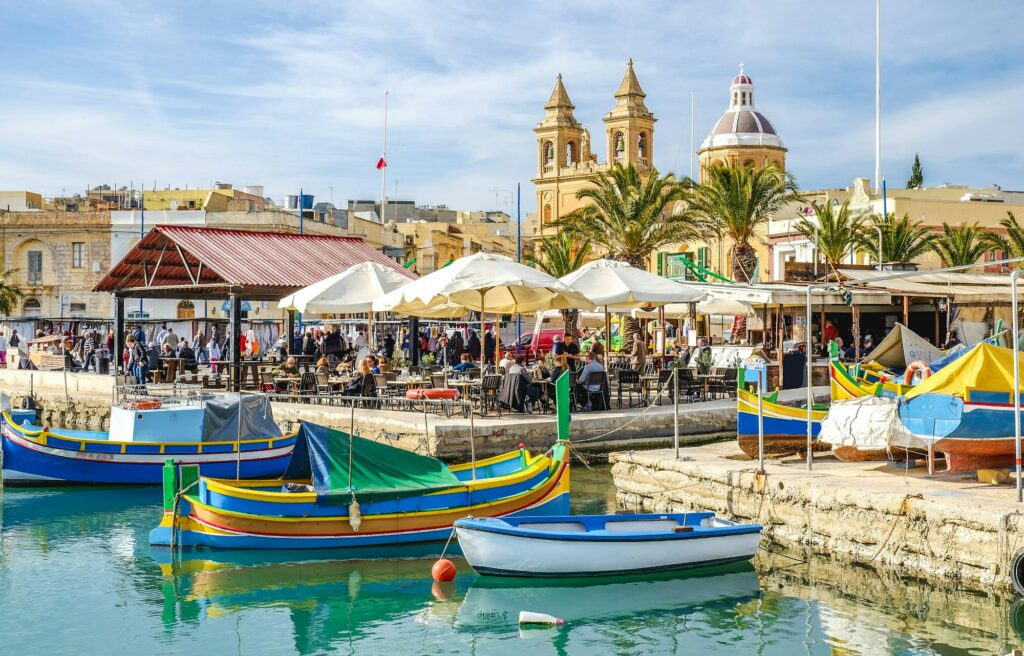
left=681, top=281, right=892, bottom=306
left=838, top=269, right=1016, bottom=303
left=94, top=225, right=411, bottom=300
left=558, top=259, right=702, bottom=308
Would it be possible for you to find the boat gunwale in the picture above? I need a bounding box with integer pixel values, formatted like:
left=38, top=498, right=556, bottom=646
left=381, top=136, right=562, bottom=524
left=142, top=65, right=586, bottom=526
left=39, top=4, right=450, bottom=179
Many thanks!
left=2, top=411, right=296, bottom=449
left=455, top=513, right=762, bottom=542
left=198, top=445, right=561, bottom=504
left=178, top=456, right=570, bottom=526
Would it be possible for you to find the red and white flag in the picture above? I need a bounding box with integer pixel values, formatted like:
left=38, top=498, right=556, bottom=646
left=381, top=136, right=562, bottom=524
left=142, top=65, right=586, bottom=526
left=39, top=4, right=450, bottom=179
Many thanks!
left=376, top=157, right=387, bottom=170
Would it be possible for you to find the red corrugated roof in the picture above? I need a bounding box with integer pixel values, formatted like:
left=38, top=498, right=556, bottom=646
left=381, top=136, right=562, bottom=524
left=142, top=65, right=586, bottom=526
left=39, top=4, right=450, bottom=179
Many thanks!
left=94, top=225, right=414, bottom=299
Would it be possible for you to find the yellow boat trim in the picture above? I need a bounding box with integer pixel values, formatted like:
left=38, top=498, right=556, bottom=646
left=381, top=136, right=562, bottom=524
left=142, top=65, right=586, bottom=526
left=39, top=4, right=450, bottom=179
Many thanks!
left=737, top=389, right=826, bottom=421
left=2, top=411, right=297, bottom=449
left=449, top=448, right=522, bottom=471
left=183, top=460, right=570, bottom=525
left=200, top=449, right=556, bottom=504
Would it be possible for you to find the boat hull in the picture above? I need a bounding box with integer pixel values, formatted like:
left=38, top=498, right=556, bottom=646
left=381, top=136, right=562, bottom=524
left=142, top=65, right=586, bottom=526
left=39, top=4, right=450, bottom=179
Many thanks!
left=150, top=448, right=571, bottom=550
left=1, top=418, right=296, bottom=486
left=832, top=445, right=894, bottom=462
left=456, top=514, right=761, bottom=578
left=899, top=393, right=1018, bottom=473
left=736, top=389, right=828, bottom=458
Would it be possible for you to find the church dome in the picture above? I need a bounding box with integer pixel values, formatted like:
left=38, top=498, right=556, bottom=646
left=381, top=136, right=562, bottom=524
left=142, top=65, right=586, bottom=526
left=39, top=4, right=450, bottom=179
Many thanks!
left=701, top=65, right=784, bottom=150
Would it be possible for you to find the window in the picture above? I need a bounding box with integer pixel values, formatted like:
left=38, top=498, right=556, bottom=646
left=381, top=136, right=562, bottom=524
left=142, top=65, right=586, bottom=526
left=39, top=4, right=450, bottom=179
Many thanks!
left=27, top=251, right=42, bottom=285
left=543, top=204, right=552, bottom=224
left=638, top=132, right=648, bottom=160
left=544, top=141, right=554, bottom=165
left=23, top=297, right=41, bottom=317
left=614, top=132, right=625, bottom=161
left=566, top=141, right=575, bottom=166
left=69, top=302, right=86, bottom=317
left=72, top=242, right=85, bottom=268
left=176, top=299, right=195, bottom=319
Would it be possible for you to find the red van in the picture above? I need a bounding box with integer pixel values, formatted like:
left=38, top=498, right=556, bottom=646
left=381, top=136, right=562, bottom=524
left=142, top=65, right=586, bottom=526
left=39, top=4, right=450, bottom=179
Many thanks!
left=519, top=328, right=580, bottom=358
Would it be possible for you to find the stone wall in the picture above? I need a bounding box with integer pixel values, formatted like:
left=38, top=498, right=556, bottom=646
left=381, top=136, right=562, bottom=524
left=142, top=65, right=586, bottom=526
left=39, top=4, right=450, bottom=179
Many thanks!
left=612, top=447, right=1024, bottom=594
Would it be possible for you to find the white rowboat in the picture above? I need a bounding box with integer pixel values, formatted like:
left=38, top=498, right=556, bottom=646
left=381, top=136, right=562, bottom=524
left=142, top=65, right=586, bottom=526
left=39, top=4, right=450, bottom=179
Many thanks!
left=455, top=512, right=762, bottom=578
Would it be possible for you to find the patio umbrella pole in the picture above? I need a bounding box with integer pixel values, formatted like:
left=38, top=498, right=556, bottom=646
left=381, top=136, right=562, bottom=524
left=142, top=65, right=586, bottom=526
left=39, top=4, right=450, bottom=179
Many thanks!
left=368, top=311, right=374, bottom=353
left=479, top=290, right=487, bottom=366
left=235, top=391, right=242, bottom=480
left=604, top=309, right=611, bottom=370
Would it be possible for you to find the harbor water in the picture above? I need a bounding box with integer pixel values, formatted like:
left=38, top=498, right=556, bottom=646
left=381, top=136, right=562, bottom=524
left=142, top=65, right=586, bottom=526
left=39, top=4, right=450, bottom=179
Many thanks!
left=0, top=465, right=1020, bottom=655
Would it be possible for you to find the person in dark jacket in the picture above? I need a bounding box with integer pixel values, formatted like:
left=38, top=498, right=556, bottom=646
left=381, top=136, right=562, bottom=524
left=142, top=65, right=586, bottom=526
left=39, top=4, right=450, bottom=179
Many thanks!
left=301, top=331, right=316, bottom=358
left=484, top=330, right=497, bottom=365
left=467, top=330, right=481, bottom=361
left=324, top=327, right=343, bottom=360
left=447, top=331, right=464, bottom=363
left=499, top=355, right=542, bottom=412
left=383, top=332, right=396, bottom=359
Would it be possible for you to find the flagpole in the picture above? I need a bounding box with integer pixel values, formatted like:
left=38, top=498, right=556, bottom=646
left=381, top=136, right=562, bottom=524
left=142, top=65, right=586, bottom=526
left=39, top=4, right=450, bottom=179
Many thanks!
left=381, top=90, right=388, bottom=223
left=874, top=0, right=881, bottom=193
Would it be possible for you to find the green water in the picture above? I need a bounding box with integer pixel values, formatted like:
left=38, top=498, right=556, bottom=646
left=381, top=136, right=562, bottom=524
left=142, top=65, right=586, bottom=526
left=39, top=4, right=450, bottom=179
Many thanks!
left=0, top=466, right=1020, bottom=655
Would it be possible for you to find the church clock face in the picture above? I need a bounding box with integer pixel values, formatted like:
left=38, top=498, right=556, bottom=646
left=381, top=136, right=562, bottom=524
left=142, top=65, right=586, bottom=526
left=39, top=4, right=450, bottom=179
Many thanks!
left=543, top=191, right=552, bottom=202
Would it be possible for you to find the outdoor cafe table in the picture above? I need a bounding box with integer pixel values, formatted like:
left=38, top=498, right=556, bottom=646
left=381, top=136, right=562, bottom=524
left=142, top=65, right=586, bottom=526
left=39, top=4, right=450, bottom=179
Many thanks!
left=694, top=373, right=724, bottom=401
left=161, top=358, right=182, bottom=384
left=387, top=378, right=430, bottom=390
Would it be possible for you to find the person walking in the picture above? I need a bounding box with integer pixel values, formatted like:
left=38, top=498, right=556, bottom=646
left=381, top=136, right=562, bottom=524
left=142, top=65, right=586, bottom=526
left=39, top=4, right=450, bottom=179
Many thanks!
left=0, top=330, right=8, bottom=369
left=207, top=334, right=222, bottom=376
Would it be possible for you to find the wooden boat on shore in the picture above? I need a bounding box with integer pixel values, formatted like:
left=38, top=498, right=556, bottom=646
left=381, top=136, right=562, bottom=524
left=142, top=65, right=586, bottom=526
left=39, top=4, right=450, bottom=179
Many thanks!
left=736, top=388, right=828, bottom=458
left=1, top=395, right=294, bottom=486
left=898, top=342, right=1023, bottom=473
left=454, top=512, right=761, bottom=578
left=150, top=421, right=570, bottom=550
left=829, top=358, right=911, bottom=401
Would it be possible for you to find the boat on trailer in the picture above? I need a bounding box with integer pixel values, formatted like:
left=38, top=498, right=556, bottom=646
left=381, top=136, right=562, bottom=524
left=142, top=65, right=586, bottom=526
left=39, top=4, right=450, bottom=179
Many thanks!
left=455, top=512, right=761, bottom=578
left=150, top=421, right=570, bottom=550
left=1, top=392, right=294, bottom=486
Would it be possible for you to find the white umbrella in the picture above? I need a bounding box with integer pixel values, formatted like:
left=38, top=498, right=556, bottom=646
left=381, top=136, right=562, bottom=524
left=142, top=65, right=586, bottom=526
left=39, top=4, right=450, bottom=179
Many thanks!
left=278, top=262, right=412, bottom=314
left=278, top=262, right=415, bottom=351
left=696, top=298, right=755, bottom=317
left=559, top=259, right=702, bottom=363
left=374, top=252, right=594, bottom=352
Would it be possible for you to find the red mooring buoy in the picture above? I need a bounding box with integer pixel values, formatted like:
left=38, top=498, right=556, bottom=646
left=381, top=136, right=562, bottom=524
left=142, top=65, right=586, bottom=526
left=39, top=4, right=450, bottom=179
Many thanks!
left=431, top=558, right=457, bottom=582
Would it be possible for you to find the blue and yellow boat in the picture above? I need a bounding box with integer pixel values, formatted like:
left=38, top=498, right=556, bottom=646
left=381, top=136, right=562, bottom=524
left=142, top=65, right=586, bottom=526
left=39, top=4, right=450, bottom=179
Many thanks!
left=1, top=396, right=295, bottom=486
left=150, top=421, right=570, bottom=550
left=736, top=387, right=828, bottom=458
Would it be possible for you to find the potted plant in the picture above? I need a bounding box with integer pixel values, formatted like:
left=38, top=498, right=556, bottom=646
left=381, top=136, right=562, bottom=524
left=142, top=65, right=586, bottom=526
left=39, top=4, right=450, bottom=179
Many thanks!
left=694, top=348, right=713, bottom=376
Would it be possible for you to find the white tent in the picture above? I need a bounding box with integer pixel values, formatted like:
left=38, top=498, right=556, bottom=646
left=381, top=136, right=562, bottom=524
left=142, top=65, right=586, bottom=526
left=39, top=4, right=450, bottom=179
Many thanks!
left=559, top=259, right=702, bottom=361
left=374, top=252, right=595, bottom=347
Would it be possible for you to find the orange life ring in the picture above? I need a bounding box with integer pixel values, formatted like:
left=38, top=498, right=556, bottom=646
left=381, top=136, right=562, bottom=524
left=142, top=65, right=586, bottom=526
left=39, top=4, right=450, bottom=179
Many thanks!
left=903, top=361, right=931, bottom=385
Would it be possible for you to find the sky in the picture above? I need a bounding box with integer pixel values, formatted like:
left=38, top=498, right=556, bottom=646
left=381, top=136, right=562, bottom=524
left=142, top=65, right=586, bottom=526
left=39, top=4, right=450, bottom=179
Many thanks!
left=1, top=1, right=1022, bottom=215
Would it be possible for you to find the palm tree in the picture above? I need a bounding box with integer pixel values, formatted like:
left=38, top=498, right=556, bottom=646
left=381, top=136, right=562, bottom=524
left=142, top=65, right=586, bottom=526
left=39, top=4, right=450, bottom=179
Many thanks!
left=530, top=231, right=591, bottom=339
left=689, top=162, right=801, bottom=282
left=929, top=221, right=997, bottom=267
left=990, top=211, right=1024, bottom=268
left=794, top=200, right=864, bottom=281
left=0, top=268, right=24, bottom=316
left=855, top=212, right=933, bottom=265
left=556, top=164, right=706, bottom=343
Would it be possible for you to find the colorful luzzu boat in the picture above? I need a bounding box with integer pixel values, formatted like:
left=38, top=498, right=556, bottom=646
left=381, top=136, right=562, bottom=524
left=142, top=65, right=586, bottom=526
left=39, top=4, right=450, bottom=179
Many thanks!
left=1, top=395, right=295, bottom=486
left=898, top=342, right=1024, bottom=473
left=736, top=367, right=828, bottom=458
left=151, top=421, right=570, bottom=550
left=828, top=358, right=910, bottom=401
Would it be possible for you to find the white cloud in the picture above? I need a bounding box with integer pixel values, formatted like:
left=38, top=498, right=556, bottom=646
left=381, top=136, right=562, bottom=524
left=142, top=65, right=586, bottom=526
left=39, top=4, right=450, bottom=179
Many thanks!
left=0, top=0, right=1022, bottom=210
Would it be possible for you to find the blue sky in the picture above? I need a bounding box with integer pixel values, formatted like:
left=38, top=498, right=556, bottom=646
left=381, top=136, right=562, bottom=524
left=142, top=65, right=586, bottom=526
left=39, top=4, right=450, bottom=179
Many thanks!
left=1, top=1, right=1022, bottom=214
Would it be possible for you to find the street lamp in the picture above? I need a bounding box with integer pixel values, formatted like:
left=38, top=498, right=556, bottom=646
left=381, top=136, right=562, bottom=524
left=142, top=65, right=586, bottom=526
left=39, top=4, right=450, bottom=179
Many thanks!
left=874, top=225, right=884, bottom=270
left=804, top=283, right=827, bottom=471
left=1013, top=269, right=1023, bottom=502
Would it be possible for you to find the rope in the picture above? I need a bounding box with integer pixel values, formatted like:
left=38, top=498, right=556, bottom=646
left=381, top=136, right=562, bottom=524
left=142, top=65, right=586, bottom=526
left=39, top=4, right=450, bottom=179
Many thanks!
left=572, top=372, right=683, bottom=444
left=169, top=478, right=201, bottom=558
left=439, top=527, right=458, bottom=560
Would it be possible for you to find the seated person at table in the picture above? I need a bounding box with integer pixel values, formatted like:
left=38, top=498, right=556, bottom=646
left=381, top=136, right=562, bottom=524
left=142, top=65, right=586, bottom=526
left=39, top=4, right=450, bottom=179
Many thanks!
left=835, top=337, right=855, bottom=361
left=275, top=356, right=300, bottom=377
left=578, top=351, right=609, bottom=410
left=367, top=355, right=381, bottom=375
left=553, top=332, right=582, bottom=370
left=344, top=358, right=374, bottom=396
left=177, top=342, right=197, bottom=372
left=452, top=353, right=475, bottom=373
left=335, top=355, right=355, bottom=376
left=315, top=356, right=331, bottom=375
left=588, top=337, right=605, bottom=358
left=378, top=355, right=392, bottom=373
left=500, top=355, right=544, bottom=412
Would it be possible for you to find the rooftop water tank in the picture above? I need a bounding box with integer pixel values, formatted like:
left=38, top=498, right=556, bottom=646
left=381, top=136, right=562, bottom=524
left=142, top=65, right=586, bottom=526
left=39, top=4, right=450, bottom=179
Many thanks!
left=243, top=185, right=264, bottom=198
left=284, top=195, right=299, bottom=209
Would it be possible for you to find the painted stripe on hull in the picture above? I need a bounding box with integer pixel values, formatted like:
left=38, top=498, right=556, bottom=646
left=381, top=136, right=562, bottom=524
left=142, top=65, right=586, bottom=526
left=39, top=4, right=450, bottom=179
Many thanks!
left=471, top=555, right=756, bottom=578
left=2, top=428, right=294, bottom=485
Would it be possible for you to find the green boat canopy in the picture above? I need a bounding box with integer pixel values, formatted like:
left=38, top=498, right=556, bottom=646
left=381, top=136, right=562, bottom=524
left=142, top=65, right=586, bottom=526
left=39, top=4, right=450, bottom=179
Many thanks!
left=283, top=422, right=462, bottom=504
